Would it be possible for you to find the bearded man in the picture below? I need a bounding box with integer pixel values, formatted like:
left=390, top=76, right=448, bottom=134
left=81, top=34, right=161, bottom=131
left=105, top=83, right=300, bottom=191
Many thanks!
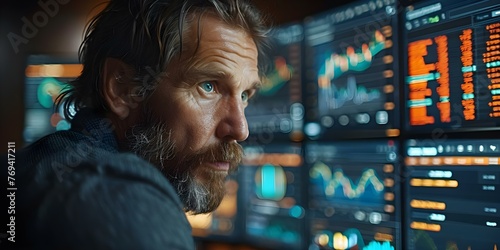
left=16, top=0, right=269, bottom=249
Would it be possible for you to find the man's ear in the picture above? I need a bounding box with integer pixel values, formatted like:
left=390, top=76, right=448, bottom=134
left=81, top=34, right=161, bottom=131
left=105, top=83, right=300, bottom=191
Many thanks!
left=102, top=58, right=137, bottom=120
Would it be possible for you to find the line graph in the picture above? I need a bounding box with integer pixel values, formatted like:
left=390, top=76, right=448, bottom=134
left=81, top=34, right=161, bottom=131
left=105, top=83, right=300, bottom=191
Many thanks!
left=320, top=75, right=382, bottom=110
left=315, top=29, right=390, bottom=115
left=310, top=161, right=384, bottom=201
left=317, top=30, right=387, bottom=87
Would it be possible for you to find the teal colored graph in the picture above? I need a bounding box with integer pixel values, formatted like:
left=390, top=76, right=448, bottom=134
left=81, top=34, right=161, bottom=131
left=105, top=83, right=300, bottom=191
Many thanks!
left=324, top=75, right=381, bottom=109
left=310, top=161, right=384, bottom=199
left=364, top=241, right=394, bottom=250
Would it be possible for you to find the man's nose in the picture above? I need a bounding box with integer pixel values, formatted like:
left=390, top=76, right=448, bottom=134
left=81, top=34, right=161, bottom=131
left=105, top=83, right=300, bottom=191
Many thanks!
left=215, top=96, right=249, bottom=142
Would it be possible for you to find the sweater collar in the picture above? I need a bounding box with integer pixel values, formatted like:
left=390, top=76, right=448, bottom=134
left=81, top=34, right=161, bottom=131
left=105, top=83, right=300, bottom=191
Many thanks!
left=70, top=108, right=119, bottom=151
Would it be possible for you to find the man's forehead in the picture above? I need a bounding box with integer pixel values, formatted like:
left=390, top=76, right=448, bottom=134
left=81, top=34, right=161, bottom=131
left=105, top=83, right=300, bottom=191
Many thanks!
left=176, top=13, right=259, bottom=72
left=183, top=12, right=257, bottom=54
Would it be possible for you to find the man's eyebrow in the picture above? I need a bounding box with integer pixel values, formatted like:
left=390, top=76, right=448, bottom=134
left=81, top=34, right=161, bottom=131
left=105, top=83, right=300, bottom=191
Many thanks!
left=247, top=81, right=262, bottom=102
left=251, top=80, right=262, bottom=90
left=184, top=68, right=227, bottom=82
left=185, top=67, right=263, bottom=90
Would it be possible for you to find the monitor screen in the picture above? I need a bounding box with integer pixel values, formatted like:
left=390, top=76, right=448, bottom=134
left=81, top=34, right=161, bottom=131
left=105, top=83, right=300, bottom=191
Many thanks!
left=306, top=140, right=400, bottom=250
left=23, top=55, right=80, bottom=144
left=403, top=0, right=500, bottom=133
left=405, top=138, right=500, bottom=249
left=240, top=143, right=305, bottom=249
left=303, top=0, right=400, bottom=139
left=245, top=23, right=304, bottom=142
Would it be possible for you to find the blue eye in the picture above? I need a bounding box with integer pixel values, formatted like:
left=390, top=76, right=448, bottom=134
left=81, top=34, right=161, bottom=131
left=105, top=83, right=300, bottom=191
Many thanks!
left=241, top=91, right=249, bottom=102
left=200, top=82, right=214, bottom=93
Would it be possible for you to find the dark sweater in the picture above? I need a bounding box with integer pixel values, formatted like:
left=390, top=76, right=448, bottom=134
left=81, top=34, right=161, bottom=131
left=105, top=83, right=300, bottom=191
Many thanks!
left=15, top=109, right=194, bottom=250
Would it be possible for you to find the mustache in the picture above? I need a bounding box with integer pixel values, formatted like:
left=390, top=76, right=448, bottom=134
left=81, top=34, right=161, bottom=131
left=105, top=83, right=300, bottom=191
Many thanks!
left=125, top=120, right=244, bottom=174
left=181, top=142, right=244, bottom=174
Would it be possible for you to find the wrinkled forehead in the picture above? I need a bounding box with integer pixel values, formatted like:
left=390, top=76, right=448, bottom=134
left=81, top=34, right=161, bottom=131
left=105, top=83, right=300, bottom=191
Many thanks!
left=181, top=10, right=258, bottom=59
left=163, top=11, right=259, bottom=83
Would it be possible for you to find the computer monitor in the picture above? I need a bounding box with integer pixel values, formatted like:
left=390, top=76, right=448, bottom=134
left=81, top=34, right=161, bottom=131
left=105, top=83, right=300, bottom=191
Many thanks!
left=245, top=22, right=305, bottom=143
left=303, top=0, right=400, bottom=140
left=405, top=138, right=500, bottom=249
left=23, top=54, right=80, bottom=144
left=306, top=139, right=400, bottom=250
left=240, top=143, right=305, bottom=249
left=402, top=0, right=500, bottom=133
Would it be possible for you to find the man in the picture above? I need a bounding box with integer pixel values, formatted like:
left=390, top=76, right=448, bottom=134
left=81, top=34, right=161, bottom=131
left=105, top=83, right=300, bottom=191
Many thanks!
left=17, top=0, right=269, bottom=249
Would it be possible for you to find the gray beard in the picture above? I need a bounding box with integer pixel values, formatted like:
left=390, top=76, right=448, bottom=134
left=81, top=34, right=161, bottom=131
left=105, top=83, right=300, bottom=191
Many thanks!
left=125, top=122, right=226, bottom=214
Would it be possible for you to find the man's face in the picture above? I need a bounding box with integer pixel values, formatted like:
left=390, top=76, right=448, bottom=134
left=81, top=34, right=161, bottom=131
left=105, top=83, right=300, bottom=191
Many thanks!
left=128, top=14, right=260, bottom=214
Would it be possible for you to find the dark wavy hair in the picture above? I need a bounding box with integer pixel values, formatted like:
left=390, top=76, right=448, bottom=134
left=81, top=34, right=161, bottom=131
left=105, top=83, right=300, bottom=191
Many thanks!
left=58, top=0, right=270, bottom=120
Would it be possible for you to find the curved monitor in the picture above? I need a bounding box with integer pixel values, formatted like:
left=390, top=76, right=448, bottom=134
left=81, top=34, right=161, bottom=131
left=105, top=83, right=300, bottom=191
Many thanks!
left=303, top=0, right=400, bottom=140
left=23, top=54, right=80, bottom=144
left=405, top=138, right=500, bottom=249
left=306, top=139, right=400, bottom=250
left=402, top=0, right=500, bottom=134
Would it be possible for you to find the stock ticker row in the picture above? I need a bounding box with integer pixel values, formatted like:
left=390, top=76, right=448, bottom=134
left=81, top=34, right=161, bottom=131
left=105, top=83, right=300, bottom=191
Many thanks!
left=22, top=0, right=500, bottom=249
